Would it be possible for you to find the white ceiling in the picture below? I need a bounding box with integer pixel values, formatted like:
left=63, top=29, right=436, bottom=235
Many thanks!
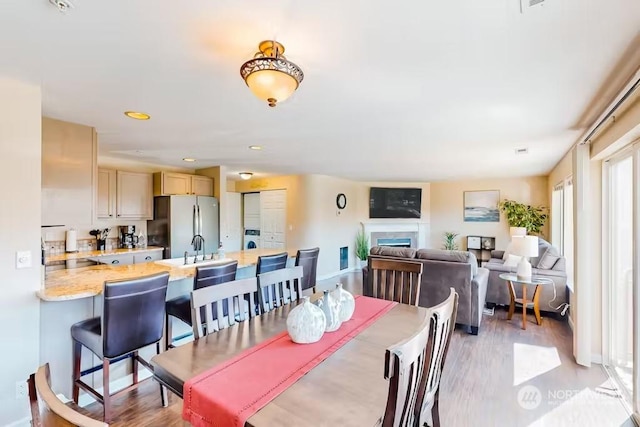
left=1, top=0, right=639, bottom=181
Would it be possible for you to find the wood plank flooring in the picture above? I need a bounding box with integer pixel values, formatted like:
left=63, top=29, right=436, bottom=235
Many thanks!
left=79, top=271, right=634, bottom=427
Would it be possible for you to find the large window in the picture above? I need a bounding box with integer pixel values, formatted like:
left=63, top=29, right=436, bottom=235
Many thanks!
left=551, top=177, right=574, bottom=288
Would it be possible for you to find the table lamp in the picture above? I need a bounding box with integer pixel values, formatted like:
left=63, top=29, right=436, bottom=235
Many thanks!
left=511, top=235, right=538, bottom=280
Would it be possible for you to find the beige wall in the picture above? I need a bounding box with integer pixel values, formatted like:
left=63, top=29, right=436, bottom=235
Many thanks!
left=0, top=78, right=42, bottom=425
left=430, top=176, right=549, bottom=251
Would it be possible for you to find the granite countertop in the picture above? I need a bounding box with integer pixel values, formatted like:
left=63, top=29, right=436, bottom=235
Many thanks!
left=38, top=248, right=297, bottom=302
left=45, top=246, right=164, bottom=264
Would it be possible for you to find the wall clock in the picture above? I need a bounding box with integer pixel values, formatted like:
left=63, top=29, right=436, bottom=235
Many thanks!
left=336, top=193, right=347, bottom=210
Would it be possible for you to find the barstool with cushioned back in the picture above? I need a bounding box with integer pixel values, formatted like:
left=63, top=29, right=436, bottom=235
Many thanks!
left=165, top=261, right=238, bottom=349
left=295, top=247, right=319, bottom=293
left=71, top=272, right=169, bottom=423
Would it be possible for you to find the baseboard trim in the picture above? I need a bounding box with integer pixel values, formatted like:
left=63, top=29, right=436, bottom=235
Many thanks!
left=78, top=367, right=153, bottom=407
left=317, top=267, right=359, bottom=281
left=567, top=315, right=575, bottom=332
left=5, top=417, right=31, bottom=427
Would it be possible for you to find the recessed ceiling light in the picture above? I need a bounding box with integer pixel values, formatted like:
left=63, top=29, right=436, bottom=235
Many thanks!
left=239, top=172, right=253, bottom=180
left=248, top=145, right=262, bottom=150
left=182, top=158, right=196, bottom=162
left=124, top=111, right=151, bottom=120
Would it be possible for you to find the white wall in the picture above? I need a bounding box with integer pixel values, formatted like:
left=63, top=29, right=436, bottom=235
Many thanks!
left=429, top=176, right=549, bottom=251
left=0, top=78, right=42, bottom=424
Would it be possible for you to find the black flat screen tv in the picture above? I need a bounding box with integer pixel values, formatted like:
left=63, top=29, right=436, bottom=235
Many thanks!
left=369, top=187, right=422, bottom=219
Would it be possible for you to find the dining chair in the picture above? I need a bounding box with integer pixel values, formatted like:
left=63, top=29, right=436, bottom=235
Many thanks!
left=295, top=247, right=320, bottom=293
left=71, top=272, right=169, bottom=422
left=28, top=363, right=107, bottom=427
left=365, top=258, right=424, bottom=306
left=255, top=252, right=288, bottom=311
left=257, top=266, right=304, bottom=314
left=378, top=288, right=459, bottom=427
left=191, top=277, right=259, bottom=338
left=165, top=261, right=238, bottom=349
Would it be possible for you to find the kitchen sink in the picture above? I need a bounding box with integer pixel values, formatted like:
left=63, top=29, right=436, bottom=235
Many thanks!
left=155, top=256, right=234, bottom=269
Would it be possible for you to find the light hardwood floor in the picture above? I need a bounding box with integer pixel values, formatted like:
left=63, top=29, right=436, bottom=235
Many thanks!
left=78, top=271, right=634, bottom=427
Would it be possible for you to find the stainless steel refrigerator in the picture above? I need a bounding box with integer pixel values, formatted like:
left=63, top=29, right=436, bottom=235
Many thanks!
left=147, top=195, right=219, bottom=259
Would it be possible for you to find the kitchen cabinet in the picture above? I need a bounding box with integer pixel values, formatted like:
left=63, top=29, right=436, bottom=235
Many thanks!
left=154, top=172, right=214, bottom=196
left=133, top=251, right=163, bottom=264
left=97, top=169, right=153, bottom=220
left=97, top=169, right=116, bottom=219
left=116, top=171, right=153, bottom=219
left=90, top=254, right=134, bottom=266
left=42, top=117, right=97, bottom=226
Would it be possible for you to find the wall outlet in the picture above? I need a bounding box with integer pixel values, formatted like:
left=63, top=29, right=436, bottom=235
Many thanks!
left=15, top=381, right=27, bottom=399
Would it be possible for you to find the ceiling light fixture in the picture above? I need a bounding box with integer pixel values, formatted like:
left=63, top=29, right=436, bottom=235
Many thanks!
left=182, top=158, right=196, bottom=162
left=124, top=111, right=151, bottom=120
left=239, top=172, right=253, bottom=180
left=240, top=40, right=304, bottom=107
left=248, top=145, right=262, bottom=150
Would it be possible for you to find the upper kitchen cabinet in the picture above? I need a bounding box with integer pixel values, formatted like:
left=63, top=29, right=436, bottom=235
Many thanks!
left=116, top=171, right=153, bottom=219
left=97, top=168, right=153, bottom=220
left=153, top=172, right=213, bottom=196
left=42, top=118, right=96, bottom=226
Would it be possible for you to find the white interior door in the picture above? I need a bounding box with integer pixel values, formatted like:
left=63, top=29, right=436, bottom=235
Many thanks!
left=222, top=192, right=242, bottom=252
left=260, top=189, right=286, bottom=249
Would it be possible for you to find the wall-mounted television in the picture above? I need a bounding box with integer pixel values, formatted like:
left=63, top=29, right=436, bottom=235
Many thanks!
left=369, top=187, right=422, bottom=219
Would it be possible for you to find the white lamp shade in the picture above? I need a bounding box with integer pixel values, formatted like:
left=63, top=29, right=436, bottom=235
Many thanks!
left=510, top=227, right=527, bottom=237
left=511, top=235, right=538, bottom=258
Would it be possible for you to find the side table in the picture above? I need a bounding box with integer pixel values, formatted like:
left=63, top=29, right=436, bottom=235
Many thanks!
left=499, top=273, right=554, bottom=330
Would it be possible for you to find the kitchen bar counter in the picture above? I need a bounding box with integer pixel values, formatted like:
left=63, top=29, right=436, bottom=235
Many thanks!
left=37, top=248, right=297, bottom=302
left=45, top=246, right=163, bottom=264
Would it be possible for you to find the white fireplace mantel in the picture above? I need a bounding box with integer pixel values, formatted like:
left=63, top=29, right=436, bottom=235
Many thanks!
left=362, top=220, right=430, bottom=249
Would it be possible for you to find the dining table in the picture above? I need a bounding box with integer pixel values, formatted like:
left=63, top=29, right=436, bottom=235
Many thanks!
left=150, top=295, right=428, bottom=427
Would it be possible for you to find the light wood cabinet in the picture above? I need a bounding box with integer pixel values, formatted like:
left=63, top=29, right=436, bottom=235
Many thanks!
left=97, top=169, right=116, bottom=219
left=116, top=171, right=153, bottom=219
left=153, top=172, right=214, bottom=196
left=42, top=118, right=97, bottom=226
left=192, top=175, right=214, bottom=196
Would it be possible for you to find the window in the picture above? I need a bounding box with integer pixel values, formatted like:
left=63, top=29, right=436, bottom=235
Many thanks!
left=551, top=177, right=574, bottom=288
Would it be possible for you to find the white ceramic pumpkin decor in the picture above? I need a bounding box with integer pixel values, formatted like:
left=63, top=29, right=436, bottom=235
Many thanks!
left=286, top=296, right=326, bottom=344
left=316, top=289, right=342, bottom=332
left=331, top=283, right=355, bottom=322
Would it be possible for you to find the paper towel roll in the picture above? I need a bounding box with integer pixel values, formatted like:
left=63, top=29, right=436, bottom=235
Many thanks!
left=66, top=229, right=77, bottom=253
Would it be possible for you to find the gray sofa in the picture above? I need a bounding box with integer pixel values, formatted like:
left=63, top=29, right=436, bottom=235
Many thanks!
left=362, top=246, right=489, bottom=335
left=484, top=238, right=568, bottom=314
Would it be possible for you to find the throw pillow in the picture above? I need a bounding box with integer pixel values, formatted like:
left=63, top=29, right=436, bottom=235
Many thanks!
left=537, top=244, right=561, bottom=270
left=503, top=254, right=522, bottom=268
left=502, top=242, right=514, bottom=261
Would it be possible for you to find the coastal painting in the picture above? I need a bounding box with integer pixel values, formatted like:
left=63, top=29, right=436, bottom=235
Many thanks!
left=464, top=190, right=500, bottom=222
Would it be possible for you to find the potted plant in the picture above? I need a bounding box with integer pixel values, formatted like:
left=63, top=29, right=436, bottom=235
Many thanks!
left=498, top=199, right=548, bottom=235
left=442, top=232, right=459, bottom=251
left=355, top=229, right=369, bottom=267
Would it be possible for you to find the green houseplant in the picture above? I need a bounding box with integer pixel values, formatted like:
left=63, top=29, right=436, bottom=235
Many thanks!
left=499, top=199, right=548, bottom=235
left=355, top=229, right=369, bottom=265
left=442, top=232, right=459, bottom=250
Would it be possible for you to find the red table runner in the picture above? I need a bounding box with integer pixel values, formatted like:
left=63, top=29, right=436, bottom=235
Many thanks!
left=182, top=295, right=397, bottom=427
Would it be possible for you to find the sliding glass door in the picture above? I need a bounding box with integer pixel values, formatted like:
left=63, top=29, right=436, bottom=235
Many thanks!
left=607, top=154, right=634, bottom=404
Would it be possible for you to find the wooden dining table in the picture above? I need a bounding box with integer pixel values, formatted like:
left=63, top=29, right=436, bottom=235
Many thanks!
left=151, top=297, right=427, bottom=427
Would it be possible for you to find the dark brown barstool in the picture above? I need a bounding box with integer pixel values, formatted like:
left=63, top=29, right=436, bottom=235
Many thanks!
left=295, top=247, right=320, bottom=293
left=165, top=261, right=238, bottom=349
left=71, top=272, right=170, bottom=423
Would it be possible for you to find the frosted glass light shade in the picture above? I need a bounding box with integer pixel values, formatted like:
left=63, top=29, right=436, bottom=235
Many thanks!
left=511, top=235, right=538, bottom=258
left=510, top=227, right=527, bottom=237
left=245, top=69, right=298, bottom=106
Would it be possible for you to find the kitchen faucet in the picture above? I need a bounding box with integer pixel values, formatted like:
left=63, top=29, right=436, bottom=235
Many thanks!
left=191, top=234, right=205, bottom=263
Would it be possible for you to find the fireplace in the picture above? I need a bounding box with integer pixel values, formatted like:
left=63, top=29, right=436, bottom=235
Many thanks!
left=371, top=232, right=418, bottom=249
